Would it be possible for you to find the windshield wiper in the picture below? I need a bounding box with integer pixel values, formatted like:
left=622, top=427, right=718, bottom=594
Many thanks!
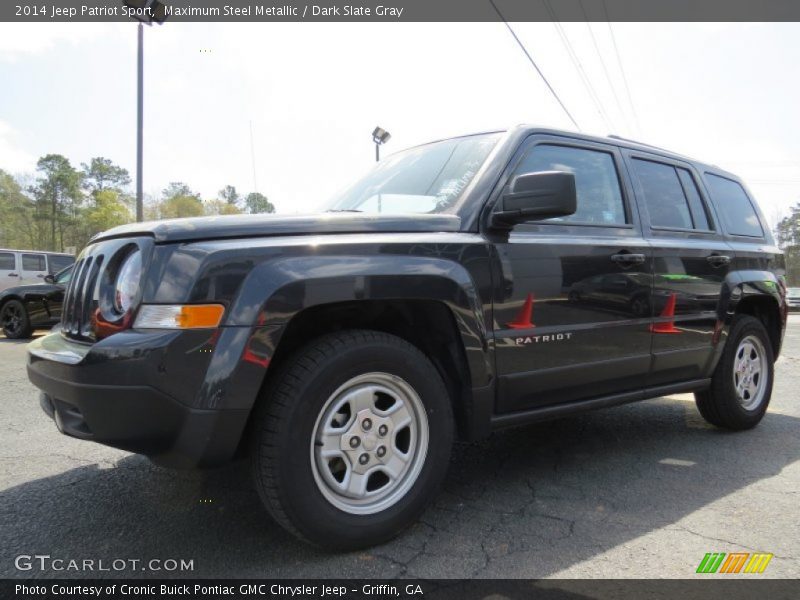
left=326, top=209, right=363, bottom=213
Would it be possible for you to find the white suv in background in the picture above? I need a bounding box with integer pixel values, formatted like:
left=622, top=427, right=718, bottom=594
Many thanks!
left=0, top=250, right=75, bottom=292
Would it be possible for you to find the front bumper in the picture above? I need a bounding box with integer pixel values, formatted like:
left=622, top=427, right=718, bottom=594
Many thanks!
left=27, top=329, right=251, bottom=468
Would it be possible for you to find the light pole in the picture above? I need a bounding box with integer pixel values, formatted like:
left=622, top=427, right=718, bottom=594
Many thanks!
left=372, top=126, right=391, bottom=162
left=136, top=21, right=143, bottom=221
left=124, top=1, right=167, bottom=221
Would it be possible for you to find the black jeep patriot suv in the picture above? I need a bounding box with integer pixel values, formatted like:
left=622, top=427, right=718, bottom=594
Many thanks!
left=27, top=126, right=788, bottom=549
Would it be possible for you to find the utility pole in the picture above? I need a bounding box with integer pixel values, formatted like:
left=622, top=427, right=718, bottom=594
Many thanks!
left=124, top=0, right=168, bottom=222
left=136, top=22, right=144, bottom=222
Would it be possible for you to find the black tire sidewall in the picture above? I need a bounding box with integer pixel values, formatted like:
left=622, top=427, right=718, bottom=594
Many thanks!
left=266, top=336, right=453, bottom=548
left=2, top=300, right=31, bottom=339
left=716, top=316, right=774, bottom=425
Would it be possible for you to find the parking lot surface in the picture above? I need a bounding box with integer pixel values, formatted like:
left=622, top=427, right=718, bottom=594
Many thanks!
left=2, top=316, right=799, bottom=578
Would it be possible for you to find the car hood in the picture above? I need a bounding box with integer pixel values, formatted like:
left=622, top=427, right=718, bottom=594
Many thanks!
left=90, top=213, right=463, bottom=244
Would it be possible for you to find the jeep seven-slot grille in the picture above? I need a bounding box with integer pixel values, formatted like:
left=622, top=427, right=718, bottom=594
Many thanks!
left=61, top=254, right=103, bottom=341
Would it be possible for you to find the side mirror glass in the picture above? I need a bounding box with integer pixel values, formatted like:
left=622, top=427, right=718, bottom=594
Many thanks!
left=44, top=274, right=55, bottom=284
left=491, top=171, right=577, bottom=229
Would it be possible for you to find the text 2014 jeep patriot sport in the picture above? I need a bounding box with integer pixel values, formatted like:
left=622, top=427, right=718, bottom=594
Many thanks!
left=27, top=126, right=788, bottom=549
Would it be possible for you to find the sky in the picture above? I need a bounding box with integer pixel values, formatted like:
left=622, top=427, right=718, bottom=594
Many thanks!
left=0, top=21, right=799, bottom=228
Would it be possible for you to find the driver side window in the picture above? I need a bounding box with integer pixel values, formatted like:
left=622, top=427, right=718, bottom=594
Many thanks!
left=514, top=144, right=628, bottom=225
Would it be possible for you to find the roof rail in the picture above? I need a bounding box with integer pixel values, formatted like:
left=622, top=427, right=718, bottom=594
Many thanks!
left=607, top=134, right=674, bottom=154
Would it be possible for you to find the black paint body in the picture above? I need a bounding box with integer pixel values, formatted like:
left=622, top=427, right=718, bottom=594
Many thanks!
left=0, top=281, right=67, bottom=330
left=27, top=127, right=788, bottom=467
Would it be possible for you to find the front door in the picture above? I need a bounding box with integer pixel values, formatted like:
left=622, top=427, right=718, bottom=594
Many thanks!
left=492, top=137, right=653, bottom=413
left=624, top=152, right=732, bottom=385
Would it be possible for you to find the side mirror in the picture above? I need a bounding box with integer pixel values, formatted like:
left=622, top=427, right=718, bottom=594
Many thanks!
left=44, top=274, right=55, bottom=284
left=491, top=171, right=577, bottom=229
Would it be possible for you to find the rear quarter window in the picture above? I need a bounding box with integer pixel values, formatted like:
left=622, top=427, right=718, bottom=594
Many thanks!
left=704, top=174, right=764, bottom=237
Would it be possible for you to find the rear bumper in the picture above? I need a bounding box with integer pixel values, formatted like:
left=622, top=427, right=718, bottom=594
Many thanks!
left=27, top=330, right=250, bottom=468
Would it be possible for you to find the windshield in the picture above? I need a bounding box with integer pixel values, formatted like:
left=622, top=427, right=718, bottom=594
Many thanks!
left=323, top=133, right=501, bottom=215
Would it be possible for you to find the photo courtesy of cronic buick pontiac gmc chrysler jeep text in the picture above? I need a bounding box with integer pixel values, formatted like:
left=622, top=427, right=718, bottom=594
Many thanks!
left=26, top=126, right=788, bottom=550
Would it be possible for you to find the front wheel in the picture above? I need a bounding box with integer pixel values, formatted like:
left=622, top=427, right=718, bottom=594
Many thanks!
left=695, top=315, right=774, bottom=430
left=251, top=330, right=454, bottom=549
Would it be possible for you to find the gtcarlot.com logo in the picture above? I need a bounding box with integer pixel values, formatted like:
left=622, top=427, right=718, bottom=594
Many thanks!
left=14, top=554, right=194, bottom=573
left=696, top=552, right=773, bottom=574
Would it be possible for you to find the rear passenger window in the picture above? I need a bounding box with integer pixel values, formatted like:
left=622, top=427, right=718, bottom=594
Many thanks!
left=22, top=254, right=46, bottom=271
left=633, top=159, right=712, bottom=231
left=514, top=144, right=627, bottom=225
left=705, top=174, right=764, bottom=237
left=0, top=253, right=15, bottom=270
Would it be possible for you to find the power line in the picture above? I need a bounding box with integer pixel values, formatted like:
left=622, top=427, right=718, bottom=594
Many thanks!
left=489, top=0, right=581, bottom=131
left=603, top=0, right=642, bottom=136
left=579, top=0, right=631, bottom=135
left=544, top=0, right=615, bottom=133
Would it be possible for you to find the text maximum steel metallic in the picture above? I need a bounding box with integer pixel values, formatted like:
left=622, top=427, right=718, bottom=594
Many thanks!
left=27, top=126, right=788, bottom=549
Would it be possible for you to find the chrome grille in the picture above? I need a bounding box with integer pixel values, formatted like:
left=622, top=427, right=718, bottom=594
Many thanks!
left=61, top=254, right=104, bottom=341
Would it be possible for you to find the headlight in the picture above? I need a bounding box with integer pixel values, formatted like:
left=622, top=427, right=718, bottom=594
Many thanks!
left=114, top=249, right=142, bottom=314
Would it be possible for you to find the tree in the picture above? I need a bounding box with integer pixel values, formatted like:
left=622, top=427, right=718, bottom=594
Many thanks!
left=31, top=154, right=83, bottom=251
left=81, top=157, right=131, bottom=193
left=85, top=189, right=131, bottom=233
left=0, top=170, right=36, bottom=249
left=776, top=203, right=800, bottom=248
left=219, top=185, right=240, bottom=206
left=245, top=192, right=274, bottom=214
left=205, top=199, right=241, bottom=216
left=153, top=182, right=204, bottom=219
left=776, top=202, right=800, bottom=285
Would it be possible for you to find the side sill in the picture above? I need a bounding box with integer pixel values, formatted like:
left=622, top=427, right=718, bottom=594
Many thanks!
left=490, top=378, right=711, bottom=430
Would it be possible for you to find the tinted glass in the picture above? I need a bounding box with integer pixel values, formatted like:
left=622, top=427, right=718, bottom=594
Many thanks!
left=22, top=253, right=46, bottom=271
left=54, top=267, right=72, bottom=284
left=324, top=133, right=501, bottom=214
left=49, top=255, right=74, bottom=273
left=705, top=174, right=763, bottom=237
left=0, top=253, right=14, bottom=270
left=514, top=145, right=627, bottom=225
left=632, top=159, right=693, bottom=229
left=677, top=168, right=711, bottom=230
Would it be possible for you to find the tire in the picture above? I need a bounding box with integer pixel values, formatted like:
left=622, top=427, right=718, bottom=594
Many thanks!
left=251, top=330, right=454, bottom=550
left=1, top=300, right=33, bottom=339
left=695, top=315, right=774, bottom=430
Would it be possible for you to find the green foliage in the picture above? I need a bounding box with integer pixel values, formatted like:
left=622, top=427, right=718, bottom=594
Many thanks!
left=1, top=156, right=277, bottom=253
left=31, top=154, right=84, bottom=251
left=205, top=198, right=241, bottom=216
left=219, top=184, right=240, bottom=206
left=81, top=157, right=131, bottom=193
left=0, top=169, right=36, bottom=249
left=775, top=203, right=800, bottom=248
left=776, top=203, right=800, bottom=285
left=245, top=191, right=274, bottom=214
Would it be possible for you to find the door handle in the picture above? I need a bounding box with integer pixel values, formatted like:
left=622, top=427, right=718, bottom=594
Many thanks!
left=36, top=274, right=44, bottom=278
left=706, top=254, right=731, bottom=267
left=8, top=273, right=18, bottom=277
left=611, top=253, right=646, bottom=266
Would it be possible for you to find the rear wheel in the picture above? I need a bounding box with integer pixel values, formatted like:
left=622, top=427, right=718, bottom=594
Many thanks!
left=251, top=330, right=454, bottom=549
left=1, top=300, right=33, bottom=339
left=695, top=315, right=774, bottom=430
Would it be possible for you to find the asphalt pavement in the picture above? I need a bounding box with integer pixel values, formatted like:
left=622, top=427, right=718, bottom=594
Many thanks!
left=1, top=316, right=799, bottom=579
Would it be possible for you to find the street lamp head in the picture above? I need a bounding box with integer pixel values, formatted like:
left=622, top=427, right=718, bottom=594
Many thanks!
left=123, top=0, right=169, bottom=25
left=372, top=127, right=391, bottom=145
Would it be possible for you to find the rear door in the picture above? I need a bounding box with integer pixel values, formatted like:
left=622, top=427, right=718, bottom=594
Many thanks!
left=491, top=135, right=653, bottom=413
left=0, top=252, right=20, bottom=291
left=20, top=252, right=48, bottom=285
left=624, top=152, right=733, bottom=385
